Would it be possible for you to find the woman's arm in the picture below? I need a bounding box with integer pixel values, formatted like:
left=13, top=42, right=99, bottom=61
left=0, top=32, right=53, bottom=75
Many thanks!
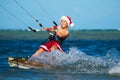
left=43, top=26, right=57, bottom=32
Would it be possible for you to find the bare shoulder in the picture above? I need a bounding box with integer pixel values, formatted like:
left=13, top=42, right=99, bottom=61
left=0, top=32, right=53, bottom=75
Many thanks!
left=66, top=30, right=70, bottom=36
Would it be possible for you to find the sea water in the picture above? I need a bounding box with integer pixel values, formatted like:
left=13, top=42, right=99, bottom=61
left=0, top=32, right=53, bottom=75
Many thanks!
left=0, top=31, right=120, bottom=80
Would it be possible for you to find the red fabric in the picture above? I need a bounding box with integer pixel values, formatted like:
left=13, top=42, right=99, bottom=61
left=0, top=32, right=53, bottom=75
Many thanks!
left=66, top=16, right=72, bottom=24
left=40, top=40, right=64, bottom=52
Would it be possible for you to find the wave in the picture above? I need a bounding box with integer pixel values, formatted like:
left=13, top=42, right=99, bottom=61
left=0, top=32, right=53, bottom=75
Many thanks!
left=28, top=47, right=120, bottom=74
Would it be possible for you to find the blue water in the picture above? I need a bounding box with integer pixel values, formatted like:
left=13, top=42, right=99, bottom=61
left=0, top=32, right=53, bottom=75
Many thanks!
left=0, top=40, right=120, bottom=80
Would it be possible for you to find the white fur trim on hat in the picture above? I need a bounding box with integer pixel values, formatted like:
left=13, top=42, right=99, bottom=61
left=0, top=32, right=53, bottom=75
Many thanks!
left=70, top=22, right=74, bottom=27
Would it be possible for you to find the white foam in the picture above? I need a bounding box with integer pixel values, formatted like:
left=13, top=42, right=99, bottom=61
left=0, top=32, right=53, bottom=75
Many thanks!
left=29, top=47, right=117, bottom=73
left=109, top=62, right=120, bottom=74
left=109, top=66, right=120, bottom=74
left=29, top=47, right=85, bottom=66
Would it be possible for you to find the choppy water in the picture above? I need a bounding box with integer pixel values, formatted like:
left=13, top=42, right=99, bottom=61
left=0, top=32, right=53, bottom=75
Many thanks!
left=0, top=39, right=120, bottom=80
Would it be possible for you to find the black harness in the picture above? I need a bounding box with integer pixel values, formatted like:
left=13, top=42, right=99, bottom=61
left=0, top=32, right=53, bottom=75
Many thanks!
left=42, top=32, right=66, bottom=49
left=49, top=33, right=66, bottom=45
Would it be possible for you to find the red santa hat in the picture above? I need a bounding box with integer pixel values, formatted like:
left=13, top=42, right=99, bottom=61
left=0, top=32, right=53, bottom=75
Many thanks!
left=60, top=16, right=74, bottom=27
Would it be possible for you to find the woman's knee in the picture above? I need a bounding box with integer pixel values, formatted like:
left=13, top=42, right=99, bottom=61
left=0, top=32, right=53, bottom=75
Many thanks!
left=50, top=46, right=57, bottom=51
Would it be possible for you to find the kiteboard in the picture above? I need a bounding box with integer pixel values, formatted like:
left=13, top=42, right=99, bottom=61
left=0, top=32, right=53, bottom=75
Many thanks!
left=8, top=57, right=51, bottom=69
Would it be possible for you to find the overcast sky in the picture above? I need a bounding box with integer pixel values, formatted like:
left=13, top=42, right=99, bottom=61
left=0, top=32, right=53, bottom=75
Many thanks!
left=0, top=0, right=120, bottom=30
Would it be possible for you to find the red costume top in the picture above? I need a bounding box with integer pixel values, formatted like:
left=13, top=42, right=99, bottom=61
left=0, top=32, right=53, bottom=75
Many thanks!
left=40, top=32, right=66, bottom=52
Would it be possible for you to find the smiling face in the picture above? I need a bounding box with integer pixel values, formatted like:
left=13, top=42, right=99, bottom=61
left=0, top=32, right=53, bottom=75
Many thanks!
left=60, top=19, right=69, bottom=29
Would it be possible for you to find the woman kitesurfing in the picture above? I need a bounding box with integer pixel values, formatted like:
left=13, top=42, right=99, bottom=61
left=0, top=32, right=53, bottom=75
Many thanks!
left=7, top=15, right=74, bottom=69
left=1, top=0, right=75, bottom=67
left=31, top=16, right=74, bottom=57
left=13, top=0, right=75, bottom=56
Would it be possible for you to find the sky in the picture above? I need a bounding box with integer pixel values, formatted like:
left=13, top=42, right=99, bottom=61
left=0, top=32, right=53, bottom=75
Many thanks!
left=0, top=0, right=120, bottom=30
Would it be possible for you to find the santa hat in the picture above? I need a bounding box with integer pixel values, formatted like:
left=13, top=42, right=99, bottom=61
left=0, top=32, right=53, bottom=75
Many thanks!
left=60, top=16, right=74, bottom=27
